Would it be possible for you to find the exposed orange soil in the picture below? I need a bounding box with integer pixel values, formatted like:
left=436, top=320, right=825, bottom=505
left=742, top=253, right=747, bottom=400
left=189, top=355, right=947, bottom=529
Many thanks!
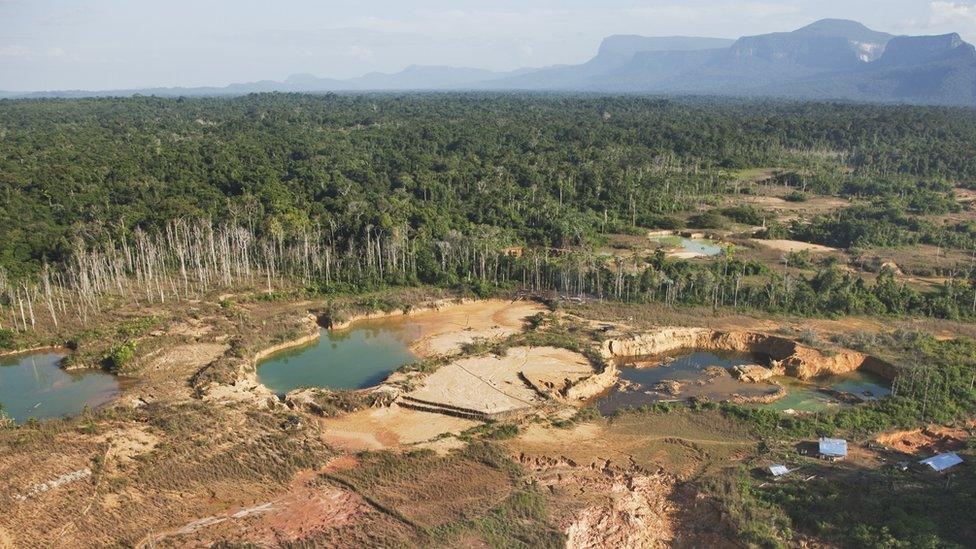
left=141, top=459, right=371, bottom=548
left=876, top=424, right=972, bottom=454
left=319, top=404, right=479, bottom=452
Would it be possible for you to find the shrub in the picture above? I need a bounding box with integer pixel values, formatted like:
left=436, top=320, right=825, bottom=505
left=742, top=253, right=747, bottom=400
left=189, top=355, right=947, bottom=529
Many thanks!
left=102, top=340, right=137, bottom=372
left=721, top=205, right=766, bottom=226
left=688, top=210, right=728, bottom=229
left=117, top=316, right=158, bottom=337
left=0, top=328, right=14, bottom=350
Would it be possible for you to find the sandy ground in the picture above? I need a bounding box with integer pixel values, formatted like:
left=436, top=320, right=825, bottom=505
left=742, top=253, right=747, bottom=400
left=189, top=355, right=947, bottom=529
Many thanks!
left=510, top=413, right=755, bottom=479
left=523, top=454, right=677, bottom=549
left=511, top=413, right=752, bottom=547
left=361, top=299, right=545, bottom=358
left=96, top=425, right=160, bottom=473
left=669, top=251, right=711, bottom=260
left=405, top=353, right=541, bottom=415
left=131, top=342, right=229, bottom=403
left=518, top=347, right=596, bottom=397
left=319, top=404, right=479, bottom=452
left=754, top=239, right=839, bottom=254
left=738, top=194, right=850, bottom=215
left=404, top=346, right=593, bottom=416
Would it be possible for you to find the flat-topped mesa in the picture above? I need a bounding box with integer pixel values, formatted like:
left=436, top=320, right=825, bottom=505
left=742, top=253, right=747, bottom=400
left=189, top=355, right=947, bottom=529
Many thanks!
left=602, top=327, right=896, bottom=381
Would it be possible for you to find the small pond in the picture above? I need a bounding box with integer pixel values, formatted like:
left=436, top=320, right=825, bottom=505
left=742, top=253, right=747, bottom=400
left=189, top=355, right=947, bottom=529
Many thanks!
left=256, top=320, right=420, bottom=395
left=0, top=352, right=121, bottom=424
left=650, top=236, right=724, bottom=257
left=597, top=351, right=779, bottom=414
left=759, top=371, right=892, bottom=413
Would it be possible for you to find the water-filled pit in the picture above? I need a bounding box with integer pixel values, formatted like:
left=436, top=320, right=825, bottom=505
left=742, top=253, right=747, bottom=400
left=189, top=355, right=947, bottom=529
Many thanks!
left=595, top=350, right=891, bottom=415
left=257, top=320, right=420, bottom=394
left=0, top=351, right=121, bottom=424
left=761, top=372, right=891, bottom=413
left=650, top=236, right=724, bottom=257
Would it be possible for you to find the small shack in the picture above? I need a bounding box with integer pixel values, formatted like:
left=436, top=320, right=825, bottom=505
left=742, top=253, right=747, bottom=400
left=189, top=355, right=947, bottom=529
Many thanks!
left=818, top=437, right=848, bottom=461
left=769, top=464, right=790, bottom=478
left=919, top=452, right=964, bottom=473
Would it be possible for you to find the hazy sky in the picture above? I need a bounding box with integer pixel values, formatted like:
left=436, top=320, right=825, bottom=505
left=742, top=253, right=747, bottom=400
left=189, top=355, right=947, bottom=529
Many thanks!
left=2, top=0, right=975, bottom=91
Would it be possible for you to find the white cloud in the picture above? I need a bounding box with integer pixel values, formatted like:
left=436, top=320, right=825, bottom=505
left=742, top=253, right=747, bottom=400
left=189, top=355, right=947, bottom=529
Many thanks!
left=0, top=44, right=30, bottom=56
left=344, top=45, right=374, bottom=60
left=926, top=1, right=976, bottom=41
left=624, top=2, right=800, bottom=21
left=0, top=45, right=72, bottom=57
left=930, top=1, right=976, bottom=25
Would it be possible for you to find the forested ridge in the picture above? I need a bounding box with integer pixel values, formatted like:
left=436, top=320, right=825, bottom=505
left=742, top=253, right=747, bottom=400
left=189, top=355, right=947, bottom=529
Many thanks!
left=2, top=93, right=976, bottom=332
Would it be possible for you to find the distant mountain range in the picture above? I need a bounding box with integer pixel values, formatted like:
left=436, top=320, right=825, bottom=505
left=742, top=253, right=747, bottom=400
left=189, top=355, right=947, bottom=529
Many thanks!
left=3, top=19, right=975, bottom=106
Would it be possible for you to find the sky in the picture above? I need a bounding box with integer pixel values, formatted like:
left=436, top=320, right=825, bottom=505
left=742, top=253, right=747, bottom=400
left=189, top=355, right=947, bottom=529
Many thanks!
left=2, top=0, right=975, bottom=91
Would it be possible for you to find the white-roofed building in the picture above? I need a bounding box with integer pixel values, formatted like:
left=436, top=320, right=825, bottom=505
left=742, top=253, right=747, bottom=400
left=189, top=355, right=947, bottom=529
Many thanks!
left=919, top=452, right=964, bottom=473
left=818, top=437, right=848, bottom=461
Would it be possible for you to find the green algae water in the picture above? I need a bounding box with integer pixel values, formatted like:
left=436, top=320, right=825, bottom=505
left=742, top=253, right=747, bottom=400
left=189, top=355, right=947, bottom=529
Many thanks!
left=0, top=352, right=120, bottom=424
left=256, top=322, right=419, bottom=395
left=760, top=371, right=892, bottom=413
left=650, top=236, right=724, bottom=257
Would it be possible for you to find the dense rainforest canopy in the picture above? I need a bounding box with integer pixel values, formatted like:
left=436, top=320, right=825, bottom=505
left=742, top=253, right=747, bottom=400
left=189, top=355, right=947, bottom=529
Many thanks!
left=2, top=93, right=976, bottom=276
left=2, top=93, right=976, bottom=324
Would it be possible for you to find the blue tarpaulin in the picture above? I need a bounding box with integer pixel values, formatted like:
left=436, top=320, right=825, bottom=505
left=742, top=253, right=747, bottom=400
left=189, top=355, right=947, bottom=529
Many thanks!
left=920, top=452, right=964, bottom=472
left=819, top=437, right=848, bottom=458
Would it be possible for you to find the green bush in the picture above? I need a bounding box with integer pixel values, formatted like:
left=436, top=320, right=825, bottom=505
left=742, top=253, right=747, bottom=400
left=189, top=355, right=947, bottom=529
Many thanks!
left=0, top=328, right=15, bottom=350
left=102, top=340, right=137, bottom=372
left=117, top=316, right=158, bottom=337
left=721, top=205, right=766, bottom=226
left=688, top=210, right=728, bottom=229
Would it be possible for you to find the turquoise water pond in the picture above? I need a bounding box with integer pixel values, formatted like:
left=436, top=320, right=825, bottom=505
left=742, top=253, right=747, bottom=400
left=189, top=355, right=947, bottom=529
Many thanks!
left=0, top=352, right=121, bottom=424
left=651, top=236, right=724, bottom=257
left=256, top=322, right=419, bottom=394
left=760, top=371, right=892, bottom=413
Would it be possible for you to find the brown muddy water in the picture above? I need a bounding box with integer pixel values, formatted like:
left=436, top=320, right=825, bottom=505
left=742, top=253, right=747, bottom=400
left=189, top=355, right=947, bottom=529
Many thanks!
left=596, top=350, right=892, bottom=415
left=597, top=351, right=777, bottom=414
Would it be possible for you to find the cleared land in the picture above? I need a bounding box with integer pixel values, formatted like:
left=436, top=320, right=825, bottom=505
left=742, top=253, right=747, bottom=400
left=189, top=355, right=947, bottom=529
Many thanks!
left=363, top=299, right=545, bottom=357
left=319, top=405, right=479, bottom=452
left=753, top=239, right=839, bottom=254
left=403, top=346, right=593, bottom=418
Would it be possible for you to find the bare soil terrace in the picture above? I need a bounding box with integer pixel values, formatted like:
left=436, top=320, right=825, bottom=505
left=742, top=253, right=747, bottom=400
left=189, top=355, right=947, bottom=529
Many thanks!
left=0, top=285, right=962, bottom=547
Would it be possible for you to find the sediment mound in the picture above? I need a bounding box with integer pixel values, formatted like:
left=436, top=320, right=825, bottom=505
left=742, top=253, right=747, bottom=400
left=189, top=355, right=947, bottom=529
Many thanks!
left=730, top=364, right=775, bottom=383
